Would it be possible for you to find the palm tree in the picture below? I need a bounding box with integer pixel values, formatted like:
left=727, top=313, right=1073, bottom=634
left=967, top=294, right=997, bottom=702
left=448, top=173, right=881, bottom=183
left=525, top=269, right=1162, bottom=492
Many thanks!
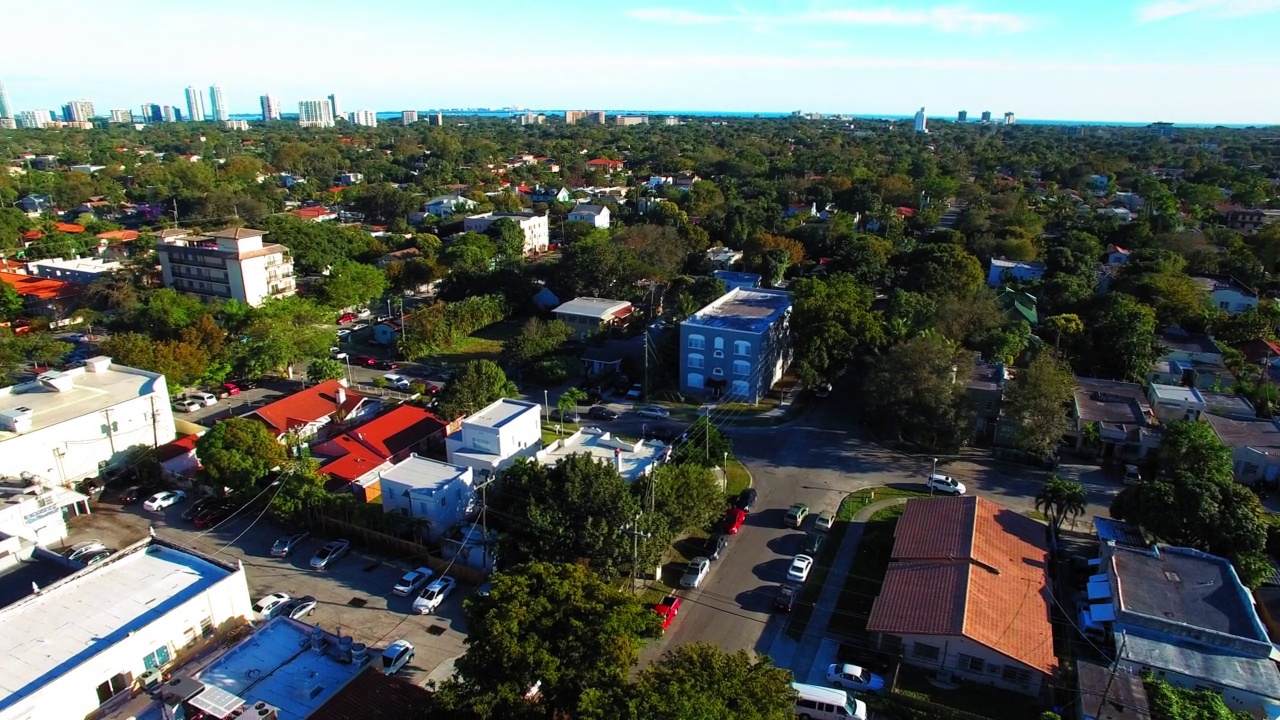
left=1034, top=475, right=1087, bottom=531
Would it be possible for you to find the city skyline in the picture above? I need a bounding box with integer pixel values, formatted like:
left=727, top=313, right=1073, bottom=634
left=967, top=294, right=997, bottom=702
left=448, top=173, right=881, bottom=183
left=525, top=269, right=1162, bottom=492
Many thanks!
left=2, top=0, right=1280, bottom=124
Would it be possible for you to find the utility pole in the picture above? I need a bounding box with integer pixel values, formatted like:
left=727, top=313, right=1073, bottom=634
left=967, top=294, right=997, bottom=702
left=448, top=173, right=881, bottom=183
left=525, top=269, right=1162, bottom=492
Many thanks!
left=172, top=198, right=179, bottom=226
left=475, top=472, right=498, bottom=567
left=1095, top=632, right=1128, bottom=719
left=930, top=457, right=938, bottom=495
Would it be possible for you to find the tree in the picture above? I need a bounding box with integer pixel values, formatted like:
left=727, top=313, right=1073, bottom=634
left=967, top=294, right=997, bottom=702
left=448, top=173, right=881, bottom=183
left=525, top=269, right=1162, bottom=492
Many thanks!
left=195, top=418, right=287, bottom=495
left=310, top=260, right=387, bottom=310
left=672, top=416, right=733, bottom=468
left=1088, top=293, right=1158, bottom=382
left=488, top=217, right=527, bottom=261
left=1034, top=475, right=1087, bottom=531
left=0, top=282, right=22, bottom=322
left=862, top=334, right=974, bottom=452
left=789, top=273, right=885, bottom=386
left=628, top=643, right=797, bottom=720
left=902, top=243, right=984, bottom=299
left=306, top=357, right=346, bottom=384
left=642, top=462, right=725, bottom=538
left=1145, top=674, right=1251, bottom=720
left=1002, top=350, right=1075, bottom=459
left=440, top=562, right=654, bottom=719
left=436, top=360, right=519, bottom=419
left=1042, top=313, right=1085, bottom=350
left=504, top=317, right=572, bottom=366
left=558, top=387, right=587, bottom=417
left=235, top=296, right=334, bottom=378
left=1156, top=419, right=1236, bottom=483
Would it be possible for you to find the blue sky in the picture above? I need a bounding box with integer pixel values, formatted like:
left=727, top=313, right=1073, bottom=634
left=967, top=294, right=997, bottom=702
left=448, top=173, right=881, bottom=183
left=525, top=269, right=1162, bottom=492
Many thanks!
left=4, top=0, right=1280, bottom=123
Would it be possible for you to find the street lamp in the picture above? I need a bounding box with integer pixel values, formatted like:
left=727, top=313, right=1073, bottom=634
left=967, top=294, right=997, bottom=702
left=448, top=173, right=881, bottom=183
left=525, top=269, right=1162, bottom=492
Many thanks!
left=930, top=457, right=938, bottom=496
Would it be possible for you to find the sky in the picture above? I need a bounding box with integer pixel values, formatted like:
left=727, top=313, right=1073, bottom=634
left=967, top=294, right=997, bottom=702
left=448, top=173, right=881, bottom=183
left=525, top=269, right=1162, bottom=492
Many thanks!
left=4, top=0, right=1280, bottom=124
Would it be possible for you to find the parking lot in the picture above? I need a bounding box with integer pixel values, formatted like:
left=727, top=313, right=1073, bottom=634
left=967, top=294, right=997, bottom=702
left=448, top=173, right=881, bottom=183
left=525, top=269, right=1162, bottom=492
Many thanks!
left=61, top=495, right=470, bottom=686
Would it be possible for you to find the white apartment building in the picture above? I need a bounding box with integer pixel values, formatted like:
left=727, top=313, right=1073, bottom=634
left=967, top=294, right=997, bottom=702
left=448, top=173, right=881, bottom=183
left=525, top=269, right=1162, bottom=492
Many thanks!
left=0, top=357, right=176, bottom=486
left=0, top=538, right=253, bottom=720
left=109, top=109, right=132, bottom=123
left=155, top=227, right=295, bottom=307
left=63, top=100, right=94, bottom=122
left=27, top=257, right=122, bottom=285
left=402, top=110, right=418, bottom=125
left=298, top=99, right=335, bottom=128
left=462, top=212, right=550, bottom=255
left=18, top=110, right=48, bottom=129
left=222, top=119, right=248, bottom=131
left=536, top=428, right=668, bottom=483
left=259, top=94, right=281, bottom=121
left=567, top=204, right=611, bottom=228
left=378, top=454, right=475, bottom=541
left=348, top=109, right=377, bottom=127
left=208, top=85, right=227, bottom=122
left=445, top=398, right=542, bottom=477
left=914, top=107, right=928, bottom=133
left=184, top=86, right=205, bottom=122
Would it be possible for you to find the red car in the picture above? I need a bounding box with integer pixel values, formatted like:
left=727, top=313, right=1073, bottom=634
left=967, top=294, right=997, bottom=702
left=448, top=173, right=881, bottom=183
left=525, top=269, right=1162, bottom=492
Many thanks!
left=338, top=312, right=357, bottom=324
left=721, top=508, right=746, bottom=534
left=353, top=355, right=377, bottom=367
left=222, top=382, right=241, bottom=396
left=654, top=595, right=682, bottom=633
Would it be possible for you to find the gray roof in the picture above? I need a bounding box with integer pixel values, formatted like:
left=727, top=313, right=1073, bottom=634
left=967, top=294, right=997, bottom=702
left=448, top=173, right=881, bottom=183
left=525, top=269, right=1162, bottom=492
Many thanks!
left=569, top=204, right=607, bottom=216
left=1155, top=328, right=1221, bottom=356
left=1118, top=633, right=1280, bottom=701
left=1076, top=662, right=1150, bottom=720
left=1074, top=378, right=1152, bottom=426
left=1204, top=412, right=1280, bottom=452
left=683, top=287, right=791, bottom=334
left=554, top=297, right=631, bottom=320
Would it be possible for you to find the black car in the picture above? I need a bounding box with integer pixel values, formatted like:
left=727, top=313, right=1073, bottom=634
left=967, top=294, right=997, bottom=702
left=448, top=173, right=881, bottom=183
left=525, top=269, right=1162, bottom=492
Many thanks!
left=181, top=497, right=218, bottom=521
left=587, top=406, right=618, bottom=421
left=645, top=425, right=682, bottom=443
left=706, top=533, right=730, bottom=561
left=120, top=484, right=162, bottom=504
left=774, top=584, right=798, bottom=612
left=282, top=595, right=318, bottom=619
left=579, top=386, right=604, bottom=405
left=735, top=488, right=758, bottom=513
left=549, top=408, right=581, bottom=423
left=228, top=378, right=260, bottom=391
left=373, top=360, right=400, bottom=370
left=801, top=531, right=825, bottom=555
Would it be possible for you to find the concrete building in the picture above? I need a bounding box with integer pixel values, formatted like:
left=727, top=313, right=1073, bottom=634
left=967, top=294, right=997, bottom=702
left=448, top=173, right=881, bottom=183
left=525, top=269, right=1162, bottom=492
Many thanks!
left=1145, top=383, right=1205, bottom=423
left=913, top=107, right=927, bottom=133
left=553, top=297, right=633, bottom=339
left=1149, top=329, right=1230, bottom=390
left=62, top=100, right=94, bottom=122
left=535, top=428, right=668, bottom=483
left=1192, top=276, right=1259, bottom=315
left=0, top=538, right=252, bottom=720
left=680, top=287, right=792, bottom=403
left=298, top=99, right=335, bottom=128
left=987, top=258, right=1046, bottom=287
left=1069, top=378, right=1160, bottom=460
left=221, top=119, right=248, bottom=131
left=614, top=114, right=648, bottom=126
left=981, top=110, right=992, bottom=123
left=18, top=110, right=47, bottom=129
left=259, top=93, right=280, bottom=121
left=183, top=86, right=205, bottom=122
left=27, top=257, right=121, bottom=285
left=706, top=246, right=743, bottom=269
left=348, top=109, right=377, bottom=127
left=445, top=398, right=541, bottom=477
left=208, top=85, right=227, bottom=121
left=1004, top=112, right=1016, bottom=125
left=328, top=93, right=341, bottom=120
left=0, top=357, right=175, bottom=487
left=462, top=212, right=549, bottom=255
left=564, top=110, right=588, bottom=124
left=957, top=110, right=967, bottom=122
left=377, top=454, right=474, bottom=541
left=401, top=110, right=418, bottom=125
left=567, top=203, right=611, bottom=228
left=108, top=109, right=132, bottom=123
left=713, top=270, right=762, bottom=291
left=867, top=497, right=1054, bottom=697
left=155, top=227, right=295, bottom=307
left=0, top=79, right=9, bottom=119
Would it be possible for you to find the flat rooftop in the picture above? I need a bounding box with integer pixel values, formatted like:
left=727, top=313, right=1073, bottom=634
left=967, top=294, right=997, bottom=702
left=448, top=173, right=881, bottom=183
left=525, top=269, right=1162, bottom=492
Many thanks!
left=0, top=359, right=164, bottom=441
left=0, top=540, right=235, bottom=712
left=1074, top=378, right=1151, bottom=426
left=464, top=398, right=539, bottom=429
left=1113, top=545, right=1264, bottom=641
left=1148, top=383, right=1202, bottom=404
left=1156, top=328, right=1221, bottom=356
left=379, top=454, right=470, bottom=490
left=683, top=287, right=791, bottom=334
left=196, top=618, right=364, bottom=720
left=1204, top=412, right=1280, bottom=452
left=536, top=428, right=666, bottom=481
left=1119, top=633, right=1280, bottom=700
left=1199, top=391, right=1254, bottom=418
left=554, top=297, right=631, bottom=319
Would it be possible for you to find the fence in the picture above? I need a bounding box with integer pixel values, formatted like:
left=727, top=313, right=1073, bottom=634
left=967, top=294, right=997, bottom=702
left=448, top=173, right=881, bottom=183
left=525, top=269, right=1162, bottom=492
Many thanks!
left=315, top=516, right=486, bottom=586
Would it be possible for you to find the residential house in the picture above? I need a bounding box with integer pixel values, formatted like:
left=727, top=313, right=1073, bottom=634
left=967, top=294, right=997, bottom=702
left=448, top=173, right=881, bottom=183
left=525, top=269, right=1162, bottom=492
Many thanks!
left=336, top=172, right=363, bottom=186
left=18, top=194, right=53, bottom=216
left=553, top=297, right=633, bottom=339
left=313, top=405, right=451, bottom=501
left=1069, top=378, right=1160, bottom=460
left=996, top=288, right=1038, bottom=326
left=636, top=196, right=668, bottom=215
left=0, top=271, right=81, bottom=320
left=243, top=379, right=376, bottom=442
left=535, top=428, right=668, bottom=483
left=157, top=434, right=202, bottom=482
left=444, top=398, right=542, bottom=477
left=288, top=205, right=338, bottom=222
left=1145, top=384, right=1205, bottom=423
left=585, top=158, right=624, bottom=173
left=421, top=194, right=478, bottom=219
left=462, top=212, right=549, bottom=255
left=27, top=257, right=121, bottom=285
left=713, top=270, right=762, bottom=291
left=1076, top=661, right=1151, bottom=720
left=965, top=362, right=1012, bottom=444
left=784, top=202, right=817, bottom=218
left=706, top=246, right=743, bottom=270
left=155, top=227, right=296, bottom=307
left=1204, top=410, right=1280, bottom=486
left=680, top=287, right=792, bottom=404
left=1104, top=244, right=1130, bottom=265
left=1095, top=542, right=1280, bottom=717
left=531, top=285, right=560, bottom=311
left=376, top=454, right=474, bottom=541
left=567, top=204, right=611, bottom=228
left=1192, top=276, right=1259, bottom=315
left=866, top=496, right=1055, bottom=697
left=374, top=247, right=421, bottom=270
left=53, top=222, right=84, bottom=234
left=528, top=186, right=570, bottom=204
left=1226, top=208, right=1280, bottom=234
left=986, top=259, right=1046, bottom=288
left=674, top=173, right=700, bottom=190
left=1150, top=328, right=1230, bottom=390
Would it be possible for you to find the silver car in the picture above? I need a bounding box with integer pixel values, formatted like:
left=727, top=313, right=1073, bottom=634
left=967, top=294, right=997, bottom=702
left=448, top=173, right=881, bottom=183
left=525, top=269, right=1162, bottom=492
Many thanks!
left=309, top=539, right=351, bottom=570
left=680, top=557, right=711, bottom=588
left=271, top=531, right=310, bottom=557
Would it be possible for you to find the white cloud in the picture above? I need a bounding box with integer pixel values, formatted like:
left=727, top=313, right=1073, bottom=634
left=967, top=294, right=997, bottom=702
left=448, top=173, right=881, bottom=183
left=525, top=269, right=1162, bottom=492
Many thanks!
left=1138, top=0, right=1280, bottom=21
left=626, top=4, right=1031, bottom=33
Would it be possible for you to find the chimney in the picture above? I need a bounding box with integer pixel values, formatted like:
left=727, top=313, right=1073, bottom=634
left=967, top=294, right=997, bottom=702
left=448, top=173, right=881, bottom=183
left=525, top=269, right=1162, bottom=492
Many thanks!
left=309, top=623, right=325, bottom=652
left=335, top=387, right=346, bottom=408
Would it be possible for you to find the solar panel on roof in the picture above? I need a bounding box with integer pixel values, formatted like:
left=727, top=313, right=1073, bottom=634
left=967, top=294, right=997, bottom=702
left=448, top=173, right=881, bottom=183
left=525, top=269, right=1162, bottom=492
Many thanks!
left=188, top=685, right=245, bottom=719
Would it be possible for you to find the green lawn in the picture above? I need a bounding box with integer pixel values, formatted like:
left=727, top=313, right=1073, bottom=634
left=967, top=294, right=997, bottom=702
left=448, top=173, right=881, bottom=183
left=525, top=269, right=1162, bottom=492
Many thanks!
left=431, top=321, right=522, bottom=363
left=836, top=486, right=928, bottom=521
left=724, top=458, right=751, bottom=498
left=828, top=503, right=906, bottom=637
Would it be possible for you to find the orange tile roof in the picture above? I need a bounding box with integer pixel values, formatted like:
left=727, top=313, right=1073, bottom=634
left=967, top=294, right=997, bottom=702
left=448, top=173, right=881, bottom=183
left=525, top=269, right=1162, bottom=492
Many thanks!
left=21, top=230, right=44, bottom=241
left=156, top=434, right=201, bottom=463
left=54, top=222, right=86, bottom=233
left=314, top=405, right=448, bottom=482
left=587, top=158, right=623, bottom=166
left=96, top=230, right=139, bottom=241
left=0, top=271, right=81, bottom=301
left=245, top=379, right=368, bottom=436
left=290, top=206, right=335, bottom=220
left=867, top=497, right=1055, bottom=675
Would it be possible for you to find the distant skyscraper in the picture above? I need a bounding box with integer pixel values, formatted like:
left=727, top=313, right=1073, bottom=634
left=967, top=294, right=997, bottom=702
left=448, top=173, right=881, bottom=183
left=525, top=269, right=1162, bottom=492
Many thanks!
left=174, top=107, right=183, bottom=122
left=327, top=94, right=341, bottom=120
left=209, top=85, right=228, bottom=121
left=957, top=110, right=968, bottom=123
left=162, top=105, right=175, bottom=123
left=401, top=110, right=418, bottom=125
left=348, top=109, right=377, bottom=127
left=591, top=111, right=606, bottom=124
left=980, top=110, right=992, bottom=123
left=433, top=112, right=443, bottom=126
left=18, top=110, right=48, bottom=129
left=1004, top=112, right=1016, bottom=125
left=0, top=80, right=12, bottom=119
left=62, top=100, right=94, bottom=122
left=298, top=100, right=335, bottom=128
left=260, top=94, right=281, bottom=121
left=913, top=107, right=928, bottom=134
left=565, top=110, right=586, bottom=125
left=184, top=86, right=206, bottom=121
left=109, top=109, right=132, bottom=123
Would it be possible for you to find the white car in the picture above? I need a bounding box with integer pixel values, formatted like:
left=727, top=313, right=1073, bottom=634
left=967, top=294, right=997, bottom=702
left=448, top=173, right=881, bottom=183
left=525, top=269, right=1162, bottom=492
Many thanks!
left=393, top=567, right=434, bottom=596
left=173, top=398, right=202, bottom=413
left=330, top=347, right=349, bottom=361
left=252, top=592, right=291, bottom=619
left=309, top=539, right=351, bottom=570
left=413, top=576, right=456, bottom=614
left=636, top=405, right=669, bottom=419
left=926, top=473, right=966, bottom=495
left=382, top=373, right=411, bottom=391
left=680, top=557, right=711, bottom=588
left=337, top=329, right=352, bottom=340
left=787, top=554, right=815, bottom=584
left=188, top=391, right=218, bottom=407
left=380, top=639, right=415, bottom=675
left=143, top=490, right=187, bottom=512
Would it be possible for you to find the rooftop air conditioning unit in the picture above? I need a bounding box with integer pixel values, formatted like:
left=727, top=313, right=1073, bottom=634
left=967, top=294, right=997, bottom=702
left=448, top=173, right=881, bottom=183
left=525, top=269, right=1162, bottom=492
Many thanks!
left=0, top=407, right=33, bottom=433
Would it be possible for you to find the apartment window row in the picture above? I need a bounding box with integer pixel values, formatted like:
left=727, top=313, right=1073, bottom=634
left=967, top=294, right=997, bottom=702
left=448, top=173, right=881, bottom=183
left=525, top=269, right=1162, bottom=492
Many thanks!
left=688, top=334, right=705, bottom=350
left=688, top=353, right=705, bottom=370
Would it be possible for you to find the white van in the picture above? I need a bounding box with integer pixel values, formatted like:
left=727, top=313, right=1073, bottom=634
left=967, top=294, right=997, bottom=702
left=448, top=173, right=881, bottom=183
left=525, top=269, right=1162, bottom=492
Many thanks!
left=793, top=682, right=867, bottom=720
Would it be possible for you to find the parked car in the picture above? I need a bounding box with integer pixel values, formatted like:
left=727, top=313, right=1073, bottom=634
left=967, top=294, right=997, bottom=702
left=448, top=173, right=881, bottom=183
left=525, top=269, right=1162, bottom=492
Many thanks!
left=143, top=490, right=187, bottom=512
left=774, top=583, right=798, bottom=612
left=350, top=322, right=369, bottom=332
left=330, top=347, right=349, bottom=361
left=636, top=405, right=669, bottom=419
left=721, top=507, right=746, bottom=534
left=814, top=510, right=835, bottom=533
left=645, top=424, right=682, bottom=442
left=925, top=473, right=966, bottom=495
left=336, top=329, right=352, bottom=341
left=353, top=354, right=377, bottom=367
left=381, top=373, right=411, bottom=390
left=393, top=567, right=434, bottom=596
left=282, top=595, right=318, bottom=620
left=587, top=406, right=618, bottom=421
left=707, top=532, right=730, bottom=560
left=626, top=383, right=644, bottom=399
left=193, top=501, right=236, bottom=528
left=549, top=408, right=581, bottom=423
left=229, top=378, right=259, bottom=390
left=735, top=488, right=758, bottom=513
left=787, top=554, right=815, bottom=584
left=252, top=592, right=291, bottom=619
left=413, top=576, right=456, bottom=614
left=338, top=312, right=357, bottom=324
left=373, top=360, right=400, bottom=370
left=188, top=391, right=218, bottom=407
left=1123, top=464, right=1142, bottom=486
left=579, top=386, right=604, bottom=404
left=379, top=640, right=415, bottom=676
left=802, top=531, right=826, bottom=555
left=814, top=383, right=832, bottom=398
left=173, top=398, right=202, bottom=413
left=120, top=484, right=162, bottom=504
left=680, top=557, right=711, bottom=588
left=784, top=503, right=809, bottom=528
left=63, top=540, right=106, bottom=562
left=826, top=663, right=886, bottom=694
left=84, top=549, right=115, bottom=565
left=271, top=531, right=310, bottom=557
left=653, top=594, right=682, bottom=633
left=310, top=540, right=351, bottom=570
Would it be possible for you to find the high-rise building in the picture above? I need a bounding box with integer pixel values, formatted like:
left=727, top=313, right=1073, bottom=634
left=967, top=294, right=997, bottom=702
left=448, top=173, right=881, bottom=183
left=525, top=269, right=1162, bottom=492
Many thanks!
left=327, top=94, right=341, bottom=120
left=401, top=110, right=418, bottom=125
left=162, top=105, right=175, bottom=123
left=565, top=110, right=587, bottom=125
left=913, top=107, right=928, bottom=134
left=174, top=107, right=183, bottom=122
left=260, top=94, right=281, bottom=121
left=109, top=109, right=132, bottom=123
left=61, top=100, right=94, bottom=122
left=0, top=79, right=11, bottom=119
left=433, top=112, right=443, bottom=126
left=18, top=110, right=48, bottom=129
left=348, top=109, right=377, bottom=127
left=614, top=114, right=647, bottom=126
left=980, top=110, right=992, bottom=123
left=591, top=111, right=606, bottom=124
left=298, top=100, right=335, bottom=128
left=1004, top=112, right=1016, bottom=125
left=156, top=227, right=296, bottom=307
left=209, top=85, right=228, bottom=121
left=184, top=86, right=206, bottom=121
left=957, top=110, right=968, bottom=123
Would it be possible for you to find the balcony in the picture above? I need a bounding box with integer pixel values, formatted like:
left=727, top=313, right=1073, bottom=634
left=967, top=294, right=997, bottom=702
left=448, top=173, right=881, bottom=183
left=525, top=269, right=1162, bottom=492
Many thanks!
left=163, top=252, right=227, bottom=269
left=171, top=266, right=229, bottom=283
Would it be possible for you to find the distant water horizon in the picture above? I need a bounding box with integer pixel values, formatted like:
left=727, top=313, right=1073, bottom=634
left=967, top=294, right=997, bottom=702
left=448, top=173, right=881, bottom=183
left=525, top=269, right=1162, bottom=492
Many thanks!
left=228, top=109, right=1274, bottom=129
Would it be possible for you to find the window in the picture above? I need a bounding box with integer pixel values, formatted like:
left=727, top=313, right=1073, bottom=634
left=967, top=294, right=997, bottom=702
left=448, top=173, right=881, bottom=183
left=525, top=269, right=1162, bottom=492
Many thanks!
left=734, top=340, right=750, bottom=356
left=687, top=353, right=705, bottom=369
left=714, top=337, right=724, bottom=350
left=912, top=642, right=940, bottom=662
left=200, top=617, right=214, bottom=638
left=958, top=654, right=985, bottom=673
left=687, top=334, right=705, bottom=350
left=732, top=360, right=750, bottom=377
left=142, top=644, right=172, bottom=671
left=731, top=380, right=749, bottom=397
left=712, top=368, right=723, bottom=376
left=1001, top=665, right=1032, bottom=686
left=96, top=672, right=132, bottom=705
left=686, top=373, right=704, bottom=389
left=1244, top=462, right=1259, bottom=478
left=713, top=350, right=723, bottom=358
left=183, top=627, right=198, bottom=648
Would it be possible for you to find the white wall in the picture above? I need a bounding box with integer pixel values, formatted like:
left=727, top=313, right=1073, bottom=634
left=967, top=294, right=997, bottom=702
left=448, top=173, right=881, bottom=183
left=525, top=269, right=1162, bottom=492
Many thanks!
left=1212, top=288, right=1259, bottom=315
left=890, top=633, right=1045, bottom=697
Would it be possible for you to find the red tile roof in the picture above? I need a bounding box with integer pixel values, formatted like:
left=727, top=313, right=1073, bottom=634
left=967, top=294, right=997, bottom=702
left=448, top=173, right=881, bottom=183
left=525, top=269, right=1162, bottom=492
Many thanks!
left=587, top=158, right=623, bottom=167
left=895, top=207, right=916, bottom=218
left=314, top=405, right=448, bottom=482
left=311, top=666, right=433, bottom=719
left=1232, top=339, right=1280, bottom=366
left=96, top=230, right=139, bottom=241
left=21, top=230, right=44, bottom=241
left=290, top=206, right=336, bottom=220
left=54, top=222, right=85, bottom=233
left=0, top=271, right=81, bottom=301
left=867, top=496, right=1055, bottom=675
left=245, top=379, right=368, bottom=436
left=156, top=434, right=200, bottom=463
